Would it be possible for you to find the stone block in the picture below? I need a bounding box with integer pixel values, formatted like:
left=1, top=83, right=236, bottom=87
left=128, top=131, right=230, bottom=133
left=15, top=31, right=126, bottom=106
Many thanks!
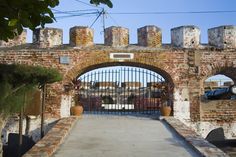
left=0, top=30, right=27, bottom=47
left=33, top=28, right=63, bottom=48
left=70, top=26, right=94, bottom=47
left=138, top=25, right=162, bottom=47
left=208, top=25, right=236, bottom=49
left=171, top=25, right=200, bottom=48
left=104, top=26, right=129, bottom=47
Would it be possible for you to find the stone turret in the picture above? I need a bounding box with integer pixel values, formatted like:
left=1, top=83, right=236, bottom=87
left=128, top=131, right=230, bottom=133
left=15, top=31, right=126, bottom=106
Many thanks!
left=104, top=26, right=129, bottom=47
left=70, top=26, right=94, bottom=47
left=208, top=25, right=236, bottom=49
left=33, top=28, right=63, bottom=48
left=171, top=25, right=200, bottom=48
left=0, top=30, right=27, bottom=47
left=138, top=25, right=162, bottom=47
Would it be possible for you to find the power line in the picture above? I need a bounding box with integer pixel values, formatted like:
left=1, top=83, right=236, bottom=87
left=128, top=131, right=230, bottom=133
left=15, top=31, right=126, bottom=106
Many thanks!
left=52, top=8, right=99, bottom=14
left=56, top=12, right=98, bottom=19
left=108, top=10, right=236, bottom=15
left=90, top=10, right=103, bottom=28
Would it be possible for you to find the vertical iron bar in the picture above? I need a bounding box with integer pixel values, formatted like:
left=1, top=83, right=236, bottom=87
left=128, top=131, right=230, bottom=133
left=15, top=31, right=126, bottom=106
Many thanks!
left=138, top=68, right=141, bottom=114
left=105, top=70, right=107, bottom=114
left=146, top=69, right=148, bottom=114
left=123, top=67, right=126, bottom=115
left=83, top=76, right=85, bottom=112
left=90, top=72, right=93, bottom=114
left=112, top=70, right=114, bottom=114
left=86, top=74, right=90, bottom=112
left=135, top=68, right=138, bottom=113
left=95, top=72, right=98, bottom=113
left=101, top=70, right=104, bottom=114
left=142, top=69, right=145, bottom=114
left=149, top=70, right=152, bottom=114
left=116, top=69, right=119, bottom=114
left=127, top=68, right=129, bottom=112
left=97, top=71, right=100, bottom=112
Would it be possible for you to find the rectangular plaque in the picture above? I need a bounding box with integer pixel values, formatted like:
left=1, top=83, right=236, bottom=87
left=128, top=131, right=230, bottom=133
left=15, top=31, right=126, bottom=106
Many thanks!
left=60, top=56, right=70, bottom=64
left=110, top=53, right=134, bottom=61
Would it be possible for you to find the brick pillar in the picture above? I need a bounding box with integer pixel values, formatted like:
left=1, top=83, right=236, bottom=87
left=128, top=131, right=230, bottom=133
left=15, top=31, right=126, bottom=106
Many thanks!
left=70, top=26, right=94, bottom=47
left=104, top=26, right=129, bottom=47
left=33, top=28, right=63, bottom=48
left=208, top=25, right=236, bottom=49
left=138, top=25, right=162, bottom=47
left=171, top=25, right=200, bottom=48
left=0, top=30, right=27, bottom=47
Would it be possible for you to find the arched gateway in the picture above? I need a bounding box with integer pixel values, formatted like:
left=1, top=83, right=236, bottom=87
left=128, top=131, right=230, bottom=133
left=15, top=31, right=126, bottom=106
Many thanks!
left=0, top=25, right=236, bottom=138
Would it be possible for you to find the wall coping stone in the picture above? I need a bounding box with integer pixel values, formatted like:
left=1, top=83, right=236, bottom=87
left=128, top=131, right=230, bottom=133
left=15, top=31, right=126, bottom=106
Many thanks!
left=163, top=117, right=230, bottom=157
left=22, top=116, right=78, bottom=157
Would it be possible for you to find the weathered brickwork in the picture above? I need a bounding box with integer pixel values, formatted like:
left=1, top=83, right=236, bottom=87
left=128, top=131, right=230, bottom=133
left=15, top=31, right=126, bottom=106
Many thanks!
left=208, top=25, right=236, bottom=49
left=138, top=25, right=162, bottom=47
left=69, top=26, right=94, bottom=47
left=33, top=28, right=63, bottom=48
left=171, top=25, right=200, bottom=48
left=0, top=25, right=236, bottom=139
left=23, top=116, right=78, bottom=157
left=104, top=26, right=129, bottom=47
left=0, top=30, right=27, bottom=47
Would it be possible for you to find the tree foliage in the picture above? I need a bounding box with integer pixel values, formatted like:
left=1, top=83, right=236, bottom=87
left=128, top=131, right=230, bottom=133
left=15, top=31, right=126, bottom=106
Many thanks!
left=0, top=64, right=62, bottom=115
left=90, top=0, right=113, bottom=8
left=0, top=0, right=113, bottom=41
left=0, top=0, right=59, bottom=41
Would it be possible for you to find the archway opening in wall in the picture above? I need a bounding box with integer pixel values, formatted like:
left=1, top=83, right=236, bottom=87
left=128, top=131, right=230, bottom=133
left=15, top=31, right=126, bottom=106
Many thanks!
left=204, top=74, right=236, bottom=100
left=74, top=65, right=173, bottom=115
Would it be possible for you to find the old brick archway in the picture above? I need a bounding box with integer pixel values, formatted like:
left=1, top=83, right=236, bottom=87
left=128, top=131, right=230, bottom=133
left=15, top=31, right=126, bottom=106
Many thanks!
left=65, top=61, right=175, bottom=114
left=0, top=25, right=236, bottom=138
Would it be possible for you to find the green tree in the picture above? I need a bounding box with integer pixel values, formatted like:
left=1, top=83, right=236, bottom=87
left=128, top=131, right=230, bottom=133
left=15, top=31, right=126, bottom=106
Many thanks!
left=0, top=64, right=62, bottom=115
left=0, top=0, right=113, bottom=41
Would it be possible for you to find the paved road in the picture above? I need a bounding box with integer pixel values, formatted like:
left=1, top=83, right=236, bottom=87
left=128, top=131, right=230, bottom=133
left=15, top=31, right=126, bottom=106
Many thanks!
left=53, top=115, right=200, bottom=157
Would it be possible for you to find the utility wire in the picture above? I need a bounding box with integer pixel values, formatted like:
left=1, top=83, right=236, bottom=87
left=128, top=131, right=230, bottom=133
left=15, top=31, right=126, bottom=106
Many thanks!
left=52, top=8, right=99, bottom=14
left=108, top=10, right=236, bottom=15
left=107, top=13, right=119, bottom=26
left=90, top=10, right=103, bottom=28
left=56, top=12, right=98, bottom=19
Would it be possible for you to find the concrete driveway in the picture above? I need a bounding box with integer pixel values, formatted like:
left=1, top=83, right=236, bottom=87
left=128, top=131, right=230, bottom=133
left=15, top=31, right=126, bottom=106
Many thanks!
left=53, top=115, right=200, bottom=157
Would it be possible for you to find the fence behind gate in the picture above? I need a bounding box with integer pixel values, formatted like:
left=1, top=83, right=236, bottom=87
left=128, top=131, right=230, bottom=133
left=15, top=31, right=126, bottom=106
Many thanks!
left=76, top=66, right=170, bottom=115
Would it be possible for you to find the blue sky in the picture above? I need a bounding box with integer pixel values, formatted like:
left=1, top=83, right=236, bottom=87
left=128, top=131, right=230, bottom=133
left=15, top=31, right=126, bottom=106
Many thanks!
left=29, top=0, right=235, bottom=82
left=28, top=0, right=236, bottom=44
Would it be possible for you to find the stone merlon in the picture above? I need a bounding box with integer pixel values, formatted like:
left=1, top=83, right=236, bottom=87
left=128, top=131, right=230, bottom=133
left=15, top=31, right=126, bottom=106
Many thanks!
left=70, top=26, right=94, bottom=47
left=33, top=28, right=63, bottom=48
left=208, top=25, right=236, bottom=49
left=104, top=26, right=129, bottom=47
left=171, top=25, right=200, bottom=48
left=138, top=25, right=162, bottom=47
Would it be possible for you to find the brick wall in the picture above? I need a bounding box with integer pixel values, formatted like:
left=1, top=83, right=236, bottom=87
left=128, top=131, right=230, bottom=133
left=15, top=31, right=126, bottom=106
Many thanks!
left=0, top=25, right=236, bottom=138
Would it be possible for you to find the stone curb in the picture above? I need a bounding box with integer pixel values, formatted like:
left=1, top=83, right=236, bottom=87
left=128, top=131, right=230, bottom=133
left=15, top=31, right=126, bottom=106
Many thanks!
left=162, top=117, right=230, bottom=157
left=22, top=116, right=79, bottom=157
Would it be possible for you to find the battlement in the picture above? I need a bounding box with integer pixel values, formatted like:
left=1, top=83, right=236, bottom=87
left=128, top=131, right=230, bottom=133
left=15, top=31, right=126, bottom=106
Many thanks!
left=0, top=25, right=235, bottom=49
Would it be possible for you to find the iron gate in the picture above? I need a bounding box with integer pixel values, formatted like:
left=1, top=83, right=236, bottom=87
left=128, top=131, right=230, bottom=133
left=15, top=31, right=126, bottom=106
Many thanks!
left=76, top=66, right=171, bottom=115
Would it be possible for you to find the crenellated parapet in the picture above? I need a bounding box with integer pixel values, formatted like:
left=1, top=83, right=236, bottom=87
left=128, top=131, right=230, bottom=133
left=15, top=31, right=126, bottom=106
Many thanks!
left=33, top=28, right=63, bottom=48
left=104, top=26, right=129, bottom=47
left=0, top=25, right=236, bottom=49
left=0, top=30, right=27, bottom=47
left=171, top=25, right=200, bottom=48
left=208, top=25, right=236, bottom=49
left=70, top=26, right=94, bottom=47
left=138, top=25, right=162, bottom=47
